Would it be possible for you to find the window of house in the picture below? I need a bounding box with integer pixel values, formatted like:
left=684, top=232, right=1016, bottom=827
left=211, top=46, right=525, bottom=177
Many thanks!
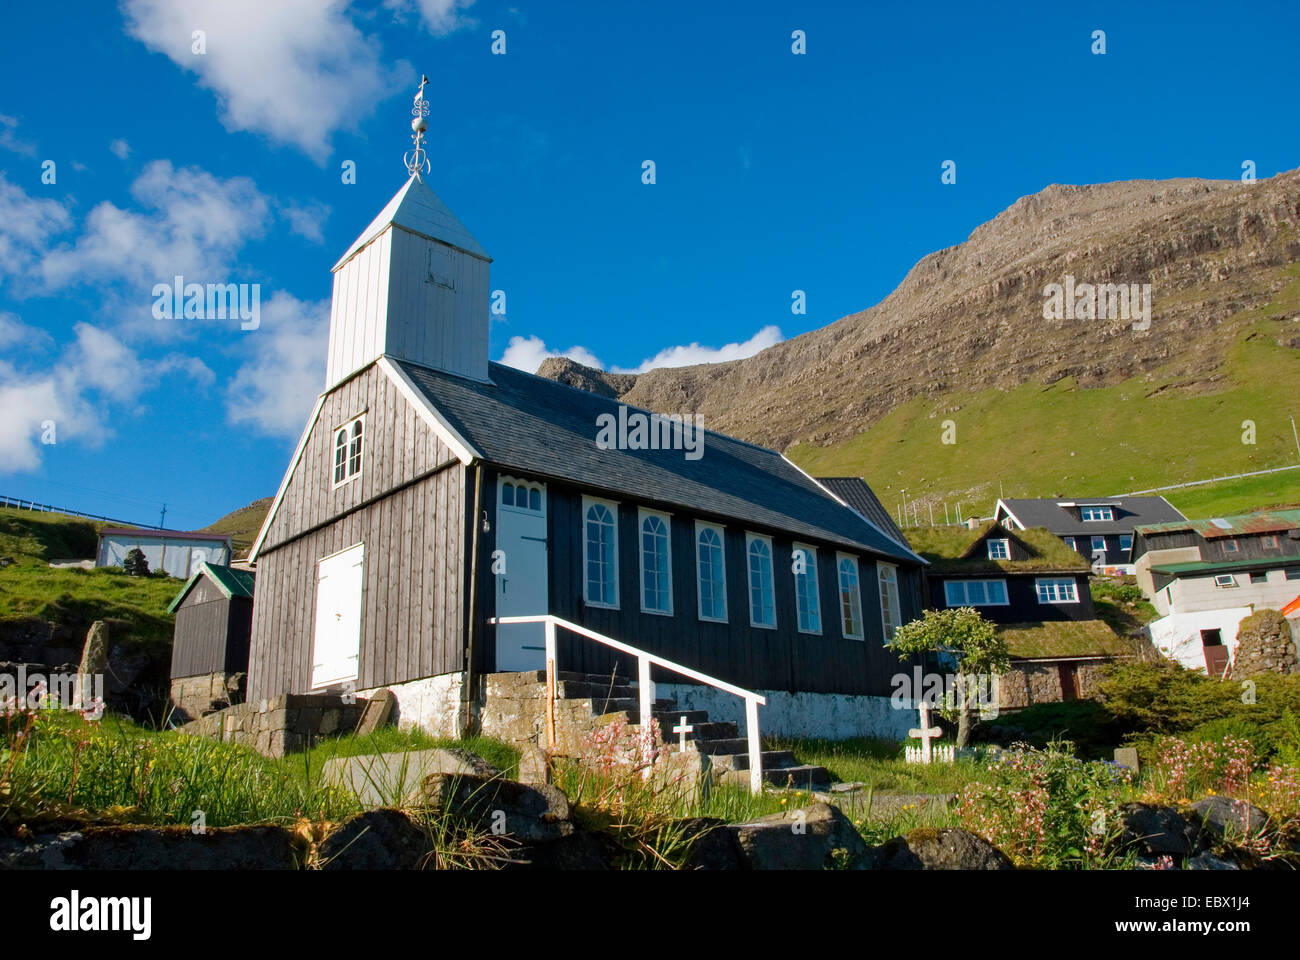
left=583, top=498, right=619, bottom=608
left=638, top=510, right=672, bottom=615
left=987, top=539, right=1010, bottom=560
left=1081, top=506, right=1114, bottom=521
left=696, top=523, right=727, bottom=622
left=1249, top=571, right=1269, bottom=584
left=793, top=544, right=821, bottom=635
left=332, top=416, right=364, bottom=487
left=944, top=579, right=1009, bottom=607
left=1284, top=567, right=1299, bottom=581
left=746, top=534, right=776, bottom=628
left=1120, top=535, right=1133, bottom=554
left=1223, top=539, right=1239, bottom=553
left=837, top=554, right=864, bottom=640
left=1214, top=574, right=1237, bottom=588
left=1091, top=536, right=1106, bottom=554
left=878, top=562, right=902, bottom=641
left=1063, top=536, right=1078, bottom=552
left=1035, top=578, right=1079, bottom=603
left=500, top=478, right=544, bottom=512
left=1262, top=535, right=1280, bottom=550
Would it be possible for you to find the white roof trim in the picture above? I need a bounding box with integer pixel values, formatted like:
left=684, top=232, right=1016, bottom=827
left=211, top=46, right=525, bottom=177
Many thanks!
left=249, top=392, right=328, bottom=563
left=993, top=498, right=1025, bottom=530
left=783, top=456, right=926, bottom=565
left=378, top=357, right=480, bottom=465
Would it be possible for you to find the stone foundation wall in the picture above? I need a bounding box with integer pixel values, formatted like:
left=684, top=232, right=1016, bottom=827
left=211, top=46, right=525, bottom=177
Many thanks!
left=477, top=673, right=615, bottom=754
left=657, top=684, right=914, bottom=741
left=169, top=671, right=245, bottom=723
left=997, top=659, right=1110, bottom=709
left=180, top=694, right=363, bottom=758
left=359, top=672, right=467, bottom=738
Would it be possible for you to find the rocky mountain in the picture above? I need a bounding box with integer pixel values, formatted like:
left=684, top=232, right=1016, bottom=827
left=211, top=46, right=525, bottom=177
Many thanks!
left=538, top=170, right=1300, bottom=454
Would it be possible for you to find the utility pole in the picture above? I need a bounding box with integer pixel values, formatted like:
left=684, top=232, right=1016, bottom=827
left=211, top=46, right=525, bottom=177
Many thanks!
left=1292, top=416, right=1300, bottom=463
left=159, top=503, right=167, bottom=529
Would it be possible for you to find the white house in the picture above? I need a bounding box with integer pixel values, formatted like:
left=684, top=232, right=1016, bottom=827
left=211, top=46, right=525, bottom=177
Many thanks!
left=96, top=527, right=233, bottom=580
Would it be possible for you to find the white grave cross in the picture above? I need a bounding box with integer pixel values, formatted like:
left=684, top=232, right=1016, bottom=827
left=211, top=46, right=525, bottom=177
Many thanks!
left=673, top=715, right=694, bottom=751
left=908, top=702, right=943, bottom=764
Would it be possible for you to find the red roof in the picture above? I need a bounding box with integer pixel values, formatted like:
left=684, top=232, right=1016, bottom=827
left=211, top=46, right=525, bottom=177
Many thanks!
left=98, top=527, right=232, bottom=544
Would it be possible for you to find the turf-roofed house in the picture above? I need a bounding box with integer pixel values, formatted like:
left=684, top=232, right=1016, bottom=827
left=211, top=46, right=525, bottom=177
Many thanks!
left=906, top=520, right=1135, bottom=707
left=244, top=164, right=927, bottom=746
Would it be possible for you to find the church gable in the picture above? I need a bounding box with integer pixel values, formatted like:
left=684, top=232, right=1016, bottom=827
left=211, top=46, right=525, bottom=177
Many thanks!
left=254, top=363, right=460, bottom=555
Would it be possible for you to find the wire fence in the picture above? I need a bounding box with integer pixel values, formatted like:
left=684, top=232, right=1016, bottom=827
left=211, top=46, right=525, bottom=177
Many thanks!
left=0, top=494, right=159, bottom=530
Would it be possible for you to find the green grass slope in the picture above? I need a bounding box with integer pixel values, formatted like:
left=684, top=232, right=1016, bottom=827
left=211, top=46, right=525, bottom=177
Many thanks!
left=0, top=507, right=177, bottom=652
left=789, top=264, right=1300, bottom=520
left=201, top=496, right=272, bottom=557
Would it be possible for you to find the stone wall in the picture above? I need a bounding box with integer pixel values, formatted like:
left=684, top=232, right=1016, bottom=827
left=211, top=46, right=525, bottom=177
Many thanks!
left=1229, top=609, right=1297, bottom=678
left=180, top=694, right=363, bottom=758
left=477, top=672, right=615, bottom=754
left=997, top=659, right=1110, bottom=709
left=169, top=671, right=245, bottom=723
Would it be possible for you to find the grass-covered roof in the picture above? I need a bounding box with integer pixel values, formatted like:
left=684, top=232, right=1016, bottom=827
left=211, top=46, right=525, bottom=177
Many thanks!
left=995, top=620, right=1136, bottom=660
left=905, top=520, right=1090, bottom=574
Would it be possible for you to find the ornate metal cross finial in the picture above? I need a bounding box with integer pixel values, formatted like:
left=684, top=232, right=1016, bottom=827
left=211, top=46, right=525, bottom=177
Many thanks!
left=404, top=74, right=431, bottom=178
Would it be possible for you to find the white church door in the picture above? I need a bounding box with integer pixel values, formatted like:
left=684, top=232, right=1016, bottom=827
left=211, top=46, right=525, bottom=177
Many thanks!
left=495, top=476, right=549, bottom=672
left=311, top=542, right=364, bottom=689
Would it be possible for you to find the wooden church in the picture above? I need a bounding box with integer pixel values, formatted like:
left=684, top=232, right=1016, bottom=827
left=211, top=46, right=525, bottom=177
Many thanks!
left=246, top=122, right=925, bottom=739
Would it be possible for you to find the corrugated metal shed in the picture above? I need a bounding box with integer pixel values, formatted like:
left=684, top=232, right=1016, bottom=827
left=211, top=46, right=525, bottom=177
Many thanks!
left=96, top=528, right=232, bottom=580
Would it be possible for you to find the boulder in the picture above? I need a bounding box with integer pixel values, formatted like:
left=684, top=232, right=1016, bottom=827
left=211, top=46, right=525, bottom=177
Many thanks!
left=504, top=832, right=621, bottom=870
left=317, top=809, right=431, bottom=870
left=652, top=749, right=712, bottom=803
left=323, top=748, right=502, bottom=809
left=516, top=744, right=551, bottom=785
left=676, top=817, right=745, bottom=870
left=1185, top=851, right=1241, bottom=870
left=867, top=828, right=1014, bottom=870
left=1118, top=803, right=1196, bottom=857
left=422, top=772, right=573, bottom=843
left=0, top=825, right=300, bottom=870
left=1187, top=796, right=1272, bottom=841
left=728, top=802, right=870, bottom=870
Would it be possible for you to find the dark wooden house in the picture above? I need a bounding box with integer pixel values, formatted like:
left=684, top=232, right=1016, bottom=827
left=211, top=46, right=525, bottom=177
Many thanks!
left=994, top=496, right=1186, bottom=574
left=167, top=563, right=255, bottom=720
left=907, top=521, right=1131, bottom=706
left=245, top=171, right=926, bottom=739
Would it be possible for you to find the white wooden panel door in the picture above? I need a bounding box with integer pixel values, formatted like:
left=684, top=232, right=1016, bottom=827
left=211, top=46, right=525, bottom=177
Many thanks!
left=495, top=478, right=548, bottom=672
left=312, top=543, right=364, bottom=688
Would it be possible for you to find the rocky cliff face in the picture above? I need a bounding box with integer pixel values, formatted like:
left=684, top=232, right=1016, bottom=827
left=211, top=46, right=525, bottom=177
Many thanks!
left=538, top=170, right=1300, bottom=451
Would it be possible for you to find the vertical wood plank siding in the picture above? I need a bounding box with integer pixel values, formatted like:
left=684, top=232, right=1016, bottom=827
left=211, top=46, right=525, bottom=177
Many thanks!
left=479, top=475, right=922, bottom=698
left=247, top=364, right=466, bottom=700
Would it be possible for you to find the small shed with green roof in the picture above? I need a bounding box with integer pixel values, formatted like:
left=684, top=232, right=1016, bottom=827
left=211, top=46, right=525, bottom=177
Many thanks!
left=168, top=562, right=256, bottom=683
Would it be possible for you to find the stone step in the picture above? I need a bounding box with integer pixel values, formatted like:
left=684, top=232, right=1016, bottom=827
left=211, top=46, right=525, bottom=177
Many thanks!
left=712, top=749, right=798, bottom=770
left=692, top=737, right=753, bottom=756
left=655, top=720, right=739, bottom=742
left=554, top=680, right=637, bottom=701
left=721, top=764, right=833, bottom=789
left=652, top=709, right=710, bottom=725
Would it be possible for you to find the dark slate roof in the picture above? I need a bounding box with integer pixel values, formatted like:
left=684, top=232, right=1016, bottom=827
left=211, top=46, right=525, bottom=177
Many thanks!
left=399, top=360, right=919, bottom=563
left=997, top=497, right=1185, bottom=536
left=167, top=562, right=255, bottom=613
left=815, top=477, right=911, bottom=549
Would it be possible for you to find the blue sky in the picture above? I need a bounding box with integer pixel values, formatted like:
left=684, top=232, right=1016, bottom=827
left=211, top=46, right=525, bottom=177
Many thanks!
left=1, top=0, right=1297, bottom=530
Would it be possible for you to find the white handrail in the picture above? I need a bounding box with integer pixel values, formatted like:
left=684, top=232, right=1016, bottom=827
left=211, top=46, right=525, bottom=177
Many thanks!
left=490, top=614, right=767, bottom=795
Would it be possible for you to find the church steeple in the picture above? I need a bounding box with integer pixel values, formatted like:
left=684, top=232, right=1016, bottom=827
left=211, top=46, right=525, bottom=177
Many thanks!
left=324, top=75, right=491, bottom=388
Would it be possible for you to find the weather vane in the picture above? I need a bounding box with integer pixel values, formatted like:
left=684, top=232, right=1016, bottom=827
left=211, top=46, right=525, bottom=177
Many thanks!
left=404, top=74, right=431, bottom=177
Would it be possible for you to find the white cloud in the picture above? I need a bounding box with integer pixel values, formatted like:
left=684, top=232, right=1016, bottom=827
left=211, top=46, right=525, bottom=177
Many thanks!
left=281, top=199, right=331, bottom=244
left=611, top=325, right=784, bottom=374
left=0, top=312, right=52, bottom=352
left=384, top=0, right=478, bottom=35
left=0, top=114, right=36, bottom=157
left=226, top=292, right=330, bottom=436
left=498, top=335, right=604, bottom=374
left=121, top=0, right=399, bottom=162
left=0, top=371, right=100, bottom=473
left=0, top=174, right=72, bottom=287
left=109, top=138, right=131, bottom=159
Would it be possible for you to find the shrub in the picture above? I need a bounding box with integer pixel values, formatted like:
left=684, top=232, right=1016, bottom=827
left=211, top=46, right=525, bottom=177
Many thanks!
left=122, top=548, right=150, bottom=577
left=954, top=741, right=1133, bottom=869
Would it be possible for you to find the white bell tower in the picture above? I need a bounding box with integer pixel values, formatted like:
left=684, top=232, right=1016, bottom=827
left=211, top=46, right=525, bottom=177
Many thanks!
left=324, top=75, right=491, bottom=388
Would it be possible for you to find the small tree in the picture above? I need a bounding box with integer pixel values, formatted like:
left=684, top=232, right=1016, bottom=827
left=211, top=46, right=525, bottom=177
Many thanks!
left=123, top=547, right=150, bottom=577
left=890, top=606, right=1009, bottom=748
